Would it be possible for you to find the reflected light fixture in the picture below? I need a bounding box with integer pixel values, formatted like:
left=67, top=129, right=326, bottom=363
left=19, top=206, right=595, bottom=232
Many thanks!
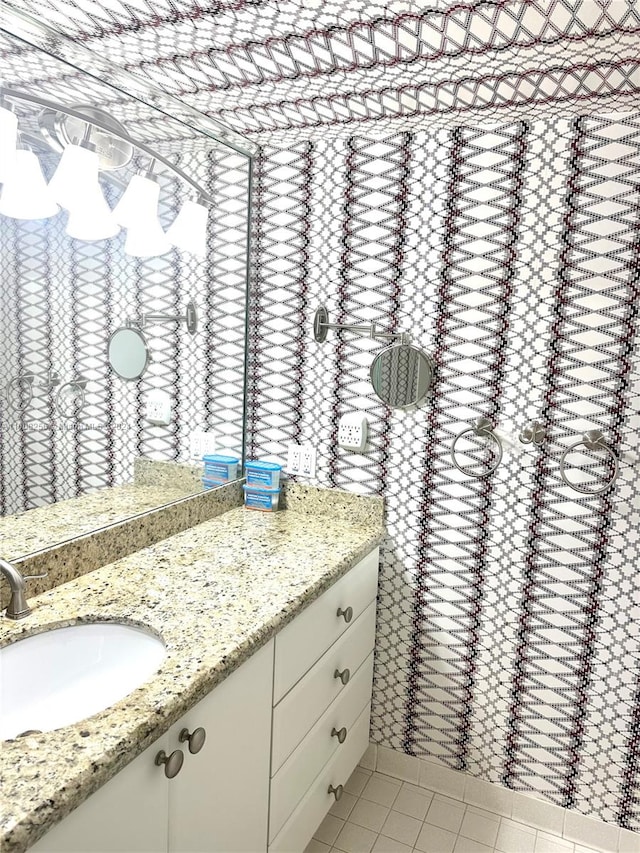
left=66, top=189, right=120, bottom=241
left=113, top=165, right=171, bottom=257
left=0, top=102, right=18, bottom=183
left=124, top=218, right=171, bottom=258
left=48, top=126, right=120, bottom=241
left=0, top=89, right=213, bottom=257
left=0, top=147, right=59, bottom=219
left=166, top=197, right=208, bottom=259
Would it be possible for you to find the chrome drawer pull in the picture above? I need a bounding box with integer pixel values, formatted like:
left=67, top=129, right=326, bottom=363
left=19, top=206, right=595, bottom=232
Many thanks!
left=337, top=606, right=353, bottom=623
left=331, top=726, right=348, bottom=744
left=179, top=726, right=206, bottom=754
left=334, top=667, right=350, bottom=685
left=155, top=749, right=184, bottom=779
left=328, top=783, right=344, bottom=801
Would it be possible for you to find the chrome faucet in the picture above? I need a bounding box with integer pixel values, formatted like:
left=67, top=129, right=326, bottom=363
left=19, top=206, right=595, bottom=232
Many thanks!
left=0, top=559, right=47, bottom=619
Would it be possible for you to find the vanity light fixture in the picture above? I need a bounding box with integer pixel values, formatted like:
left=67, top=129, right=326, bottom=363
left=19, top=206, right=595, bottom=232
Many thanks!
left=0, top=146, right=59, bottom=220
left=0, top=101, right=18, bottom=182
left=66, top=194, right=120, bottom=242
left=0, top=88, right=213, bottom=257
left=48, top=125, right=120, bottom=241
left=113, top=164, right=171, bottom=257
left=166, top=196, right=208, bottom=259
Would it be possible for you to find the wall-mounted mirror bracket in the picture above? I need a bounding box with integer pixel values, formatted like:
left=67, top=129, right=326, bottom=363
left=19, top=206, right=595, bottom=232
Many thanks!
left=313, top=305, right=410, bottom=346
left=313, top=305, right=435, bottom=410
left=128, top=300, right=198, bottom=336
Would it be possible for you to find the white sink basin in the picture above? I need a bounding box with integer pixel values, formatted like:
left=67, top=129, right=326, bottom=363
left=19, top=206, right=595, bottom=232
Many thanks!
left=0, top=622, right=166, bottom=740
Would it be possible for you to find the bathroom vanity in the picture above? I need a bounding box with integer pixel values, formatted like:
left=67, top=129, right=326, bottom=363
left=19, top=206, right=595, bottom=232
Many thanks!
left=0, top=487, right=384, bottom=853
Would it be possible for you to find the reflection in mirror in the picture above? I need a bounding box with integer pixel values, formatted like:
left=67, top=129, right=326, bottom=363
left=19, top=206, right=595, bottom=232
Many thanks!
left=370, top=343, right=435, bottom=409
left=0, top=11, right=252, bottom=556
left=108, top=328, right=150, bottom=381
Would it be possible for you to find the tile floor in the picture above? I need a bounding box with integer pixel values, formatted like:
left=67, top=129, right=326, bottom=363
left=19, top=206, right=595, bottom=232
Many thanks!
left=306, top=768, right=606, bottom=853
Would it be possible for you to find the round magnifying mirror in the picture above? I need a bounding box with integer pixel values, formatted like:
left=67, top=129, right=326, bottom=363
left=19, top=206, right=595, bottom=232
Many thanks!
left=370, top=343, right=434, bottom=409
left=108, top=327, right=150, bottom=381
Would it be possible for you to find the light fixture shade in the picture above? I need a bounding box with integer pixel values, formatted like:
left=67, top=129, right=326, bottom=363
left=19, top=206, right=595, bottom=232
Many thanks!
left=0, top=149, right=59, bottom=219
left=166, top=199, right=208, bottom=258
left=48, top=144, right=100, bottom=210
left=0, top=105, right=18, bottom=183
left=66, top=187, right=120, bottom=241
left=113, top=173, right=160, bottom=227
left=124, top=218, right=171, bottom=258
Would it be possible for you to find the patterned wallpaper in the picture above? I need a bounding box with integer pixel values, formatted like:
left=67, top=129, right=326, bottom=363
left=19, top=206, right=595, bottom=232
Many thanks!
left=248, top=116, right=640, bottom=830
left=0, top=25, right=251, bottom=514
left=3, top=0, right=640, bottom=835
left=0, top=145, right=249, bottom=515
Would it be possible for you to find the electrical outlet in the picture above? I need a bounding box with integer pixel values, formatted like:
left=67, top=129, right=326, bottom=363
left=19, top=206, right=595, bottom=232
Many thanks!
left=287, top=444, right=301, bottom=475
left=300, top=445, right=317, bottom=478
left=287, top=443, right=316, bottom=477
left=200, top=431, right=216, bottom=456
left=144, top=390, right=172, bottom=425
left=338, top=412, right=368, bottom=451
left=190, top=430, right=216, bottom=460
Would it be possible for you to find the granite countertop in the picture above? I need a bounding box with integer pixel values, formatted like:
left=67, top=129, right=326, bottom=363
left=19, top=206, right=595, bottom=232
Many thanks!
left=0, top=490, right=384, bottom=853
left=0, top=483, right=199, bottom=562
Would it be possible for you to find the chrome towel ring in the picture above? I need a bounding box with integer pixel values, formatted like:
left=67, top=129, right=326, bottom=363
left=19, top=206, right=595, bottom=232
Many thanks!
left=451, top=418, right=503, bottom=478
left=55, top=377, right=88, bottom=419
left=559, top=429, right=618, bottom=495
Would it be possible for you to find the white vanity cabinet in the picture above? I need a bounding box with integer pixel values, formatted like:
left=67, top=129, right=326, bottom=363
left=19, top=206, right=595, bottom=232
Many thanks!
left=27, top=546, right=380, bottom=853
left=30, top=640, right=273, bottom=853
left=166, top=637, right=272, bottom=853
left=269, top=547, right=379, bottom=852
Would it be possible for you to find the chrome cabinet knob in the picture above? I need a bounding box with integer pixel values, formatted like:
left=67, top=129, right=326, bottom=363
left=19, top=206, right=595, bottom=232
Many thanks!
left=155, top=749, right=184, bottom=778
left=328, top=784, right=344, bottom=801
left=331, top=726, right=348, bottom=744
left=337, top=606, right=353, bottom=623
left=334, top=667, right=350, bottom=686
left=179, top=726, right=206, bottom=754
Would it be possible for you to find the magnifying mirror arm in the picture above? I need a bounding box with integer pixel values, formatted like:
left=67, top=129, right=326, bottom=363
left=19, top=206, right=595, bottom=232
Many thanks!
left=325, top=322, right=408, bottom=343
left=128, top=301, right=198, bottom=335
left=314, top=307, right=409, bottom=345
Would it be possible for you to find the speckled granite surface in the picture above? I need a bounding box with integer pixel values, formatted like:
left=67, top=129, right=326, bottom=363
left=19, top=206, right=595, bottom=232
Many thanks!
left=133, top=456, right=206, bottom=491
left=0, top=493, right=384, bottom=853
left=0, top=484, right=193, bottom=561
left=1, top=482, right=243, bottom=610
left=281, top=482, right=385, bottom=526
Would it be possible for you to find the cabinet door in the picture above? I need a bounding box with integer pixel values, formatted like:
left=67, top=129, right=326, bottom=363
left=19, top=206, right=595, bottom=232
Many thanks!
left=29, top=736, right=170, bottom=853
left=167, top=639, right=274, bottom=853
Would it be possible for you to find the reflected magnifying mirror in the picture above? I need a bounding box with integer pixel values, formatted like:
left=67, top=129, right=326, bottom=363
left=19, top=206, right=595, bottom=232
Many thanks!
left=108, top=327, right=150, bottom=381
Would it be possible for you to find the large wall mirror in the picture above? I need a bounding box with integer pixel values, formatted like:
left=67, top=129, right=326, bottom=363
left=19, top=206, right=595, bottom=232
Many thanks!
left=0, top=7, right=254, bottom=560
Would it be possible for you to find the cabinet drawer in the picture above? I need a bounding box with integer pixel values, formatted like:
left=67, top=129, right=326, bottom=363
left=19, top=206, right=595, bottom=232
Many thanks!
left=268, top=703, right=371, bottom=853
left=274, top=548, right=378, bottom=703
left=272, top=600, right=376, bottom=773
left=270, top=652, right=374, bottom=842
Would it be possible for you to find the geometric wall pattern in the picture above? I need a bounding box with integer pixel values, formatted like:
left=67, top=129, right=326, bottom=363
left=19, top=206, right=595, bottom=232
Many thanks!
left=249, top=116, right=640, bottom=832
left=4, top=0, right=640, bottom=837
left=0, top=147, right=249, bottom=517
left=5, top=0, right=640, bottom=145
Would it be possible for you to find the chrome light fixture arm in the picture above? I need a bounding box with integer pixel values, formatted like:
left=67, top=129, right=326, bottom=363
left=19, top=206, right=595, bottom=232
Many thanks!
left=1, top=87, right=213, bottom=205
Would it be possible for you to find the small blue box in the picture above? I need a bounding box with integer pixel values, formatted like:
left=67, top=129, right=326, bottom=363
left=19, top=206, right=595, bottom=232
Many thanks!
left=245, top=460, right=282, bottom=490
left=202, top=476, right=225, bottom=491
left=243, top=484, right=280, bottom=511
left=203, top=454, right=239, bottom=482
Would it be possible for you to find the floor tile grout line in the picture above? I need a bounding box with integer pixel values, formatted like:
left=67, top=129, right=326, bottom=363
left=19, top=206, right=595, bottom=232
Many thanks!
left=313, top=767, right=628, bottom=853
